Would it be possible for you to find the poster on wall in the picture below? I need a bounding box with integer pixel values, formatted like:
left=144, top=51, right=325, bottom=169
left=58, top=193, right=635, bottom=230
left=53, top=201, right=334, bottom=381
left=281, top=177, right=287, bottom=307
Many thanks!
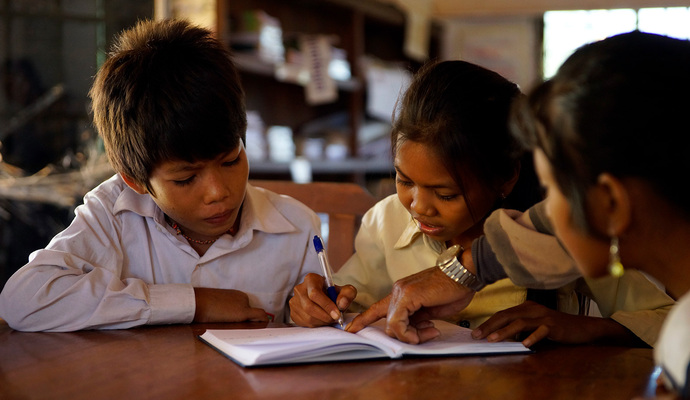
left=441, top=18, right=539, bottom=91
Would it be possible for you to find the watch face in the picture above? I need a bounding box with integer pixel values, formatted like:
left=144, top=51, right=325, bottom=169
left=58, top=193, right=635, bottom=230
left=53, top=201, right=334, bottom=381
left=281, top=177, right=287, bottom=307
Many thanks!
left=437, top=244, right=461, bottom=265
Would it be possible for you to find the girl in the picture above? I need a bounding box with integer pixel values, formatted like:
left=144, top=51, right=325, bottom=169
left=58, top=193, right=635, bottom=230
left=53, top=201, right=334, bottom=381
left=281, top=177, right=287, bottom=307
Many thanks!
left=509, top=31, right=690, bottom=397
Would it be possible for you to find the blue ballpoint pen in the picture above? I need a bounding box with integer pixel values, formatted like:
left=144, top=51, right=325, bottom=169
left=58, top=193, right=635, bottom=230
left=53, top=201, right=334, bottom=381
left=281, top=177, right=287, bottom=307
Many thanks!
left=312, top=235, right=345, bottom=328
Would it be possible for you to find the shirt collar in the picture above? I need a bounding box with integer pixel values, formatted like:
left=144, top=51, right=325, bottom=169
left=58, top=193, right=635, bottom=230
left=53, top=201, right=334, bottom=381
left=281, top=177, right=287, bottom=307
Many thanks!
left=393, top=217, right=445, bottom=253
left=112, top=177, right=296, bottom=236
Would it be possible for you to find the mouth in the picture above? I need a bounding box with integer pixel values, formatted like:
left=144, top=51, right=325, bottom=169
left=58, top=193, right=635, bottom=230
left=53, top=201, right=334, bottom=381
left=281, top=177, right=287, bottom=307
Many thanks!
left=415, top=218, right=444, bottom=236
left=205, top=210, right=233, bottom=226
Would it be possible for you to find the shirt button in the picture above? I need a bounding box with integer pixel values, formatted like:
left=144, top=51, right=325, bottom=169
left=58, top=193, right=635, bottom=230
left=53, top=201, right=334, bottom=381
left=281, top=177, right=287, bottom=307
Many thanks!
left=458, top=320, right=470, bottom=328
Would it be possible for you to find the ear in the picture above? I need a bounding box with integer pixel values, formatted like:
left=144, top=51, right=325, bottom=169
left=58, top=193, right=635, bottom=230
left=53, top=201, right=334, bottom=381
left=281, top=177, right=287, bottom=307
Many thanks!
left=120, top=173, right=148, bottom=195
left=499, top=163, right=521, bottom=198
left=590, top=173, right=632, bottom=236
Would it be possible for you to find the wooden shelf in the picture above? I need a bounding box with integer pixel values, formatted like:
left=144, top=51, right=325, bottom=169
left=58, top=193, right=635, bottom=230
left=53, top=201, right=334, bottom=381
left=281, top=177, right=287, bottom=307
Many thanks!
left=216, top=0, right=434, bottom=184
left=231, top=52, right=363, bottom=92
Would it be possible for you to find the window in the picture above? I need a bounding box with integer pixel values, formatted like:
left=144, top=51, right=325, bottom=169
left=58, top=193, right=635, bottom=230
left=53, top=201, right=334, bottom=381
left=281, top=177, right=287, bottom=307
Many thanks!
left=543, top=7, right=690, bottom=79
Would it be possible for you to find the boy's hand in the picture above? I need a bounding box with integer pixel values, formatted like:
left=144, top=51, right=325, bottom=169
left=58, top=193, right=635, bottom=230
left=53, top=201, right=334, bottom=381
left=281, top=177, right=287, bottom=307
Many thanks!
left=471, top=301, right=634, bottom=348
left=289, top=273, right=356, bottom=327
left=193, top=287, right=268, bottom=323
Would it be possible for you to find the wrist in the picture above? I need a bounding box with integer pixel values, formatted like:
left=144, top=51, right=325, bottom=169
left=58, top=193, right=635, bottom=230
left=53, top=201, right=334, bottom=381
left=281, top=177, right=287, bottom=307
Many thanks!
left=436, top=245, right=485, bottom=292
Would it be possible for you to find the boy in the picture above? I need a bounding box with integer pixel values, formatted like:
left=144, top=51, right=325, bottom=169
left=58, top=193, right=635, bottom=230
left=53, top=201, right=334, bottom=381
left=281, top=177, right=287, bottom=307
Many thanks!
left=0, top=19, right=322, bottom=331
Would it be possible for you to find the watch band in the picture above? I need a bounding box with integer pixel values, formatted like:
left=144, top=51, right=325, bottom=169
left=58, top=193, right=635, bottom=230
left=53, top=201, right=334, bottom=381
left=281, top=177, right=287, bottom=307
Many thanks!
left=437, top=244, right=485, bottom=292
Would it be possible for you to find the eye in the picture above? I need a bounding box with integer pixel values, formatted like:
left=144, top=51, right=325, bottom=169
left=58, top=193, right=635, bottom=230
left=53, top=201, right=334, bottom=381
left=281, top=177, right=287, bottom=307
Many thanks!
left=395, top=175, right=413, bottom=187
left=173, top=176, right=196, bottom=186
left=222, top=156, right=241, bottom=168
left=436, top=193, right=459, bottom=201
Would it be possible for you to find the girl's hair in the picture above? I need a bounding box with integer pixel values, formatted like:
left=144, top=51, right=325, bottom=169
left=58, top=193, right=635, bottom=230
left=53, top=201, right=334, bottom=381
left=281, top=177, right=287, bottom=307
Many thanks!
left=511, top=31, right=690, bottom=231
left=89, top=19, right=247, bottom=193
left=391, top=60, right=541, bottom=219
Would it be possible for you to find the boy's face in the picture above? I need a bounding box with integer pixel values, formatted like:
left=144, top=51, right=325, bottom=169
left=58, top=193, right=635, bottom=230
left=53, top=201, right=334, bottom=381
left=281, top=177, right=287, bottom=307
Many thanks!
left=145, top=143, right=249, bottom=242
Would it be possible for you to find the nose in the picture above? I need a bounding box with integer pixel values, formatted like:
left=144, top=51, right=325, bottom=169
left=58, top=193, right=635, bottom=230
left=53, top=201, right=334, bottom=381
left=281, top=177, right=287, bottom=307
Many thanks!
left=410, top=188, right=436, bottom=217
left=203, top=169, right=230, bottom=204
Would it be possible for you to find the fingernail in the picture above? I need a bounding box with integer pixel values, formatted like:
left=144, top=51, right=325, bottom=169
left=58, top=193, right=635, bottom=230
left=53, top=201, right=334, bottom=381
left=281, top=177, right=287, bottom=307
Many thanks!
left=338, top=298, right=348, bottom=310
left=488, top=333, right=498, bottom=342
left=330, top=310, right=340, bottom=320
left=472, top=329, right=481, bottom=338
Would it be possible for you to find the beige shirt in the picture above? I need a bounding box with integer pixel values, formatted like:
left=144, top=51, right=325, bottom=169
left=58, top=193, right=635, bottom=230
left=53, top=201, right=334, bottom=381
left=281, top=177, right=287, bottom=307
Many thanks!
left=335, top=195, right=532, bottom=329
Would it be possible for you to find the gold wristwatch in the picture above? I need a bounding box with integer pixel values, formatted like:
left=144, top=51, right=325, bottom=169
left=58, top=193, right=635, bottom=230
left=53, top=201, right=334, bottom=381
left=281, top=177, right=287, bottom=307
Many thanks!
left=436, top=244, right=485, bottom=292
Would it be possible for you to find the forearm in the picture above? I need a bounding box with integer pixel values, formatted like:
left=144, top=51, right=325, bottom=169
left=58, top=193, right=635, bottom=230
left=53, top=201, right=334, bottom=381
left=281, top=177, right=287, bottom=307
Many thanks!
left=471, top=237, right=507, bottom=285
left=580, top=316, right=649, bottom=347
left=0, top=250, right=195, bottom=331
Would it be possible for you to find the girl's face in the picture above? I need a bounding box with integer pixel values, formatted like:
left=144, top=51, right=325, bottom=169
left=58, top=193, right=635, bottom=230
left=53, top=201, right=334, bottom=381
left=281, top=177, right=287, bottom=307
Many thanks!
left=533, top=149, right=610, bottom=278
left=394, top=139, right=497, bottom=247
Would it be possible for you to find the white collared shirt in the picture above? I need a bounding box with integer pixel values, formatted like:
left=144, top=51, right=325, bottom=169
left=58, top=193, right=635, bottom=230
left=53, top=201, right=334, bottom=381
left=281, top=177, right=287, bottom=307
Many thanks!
left=0, top=175, right=322, bottom=331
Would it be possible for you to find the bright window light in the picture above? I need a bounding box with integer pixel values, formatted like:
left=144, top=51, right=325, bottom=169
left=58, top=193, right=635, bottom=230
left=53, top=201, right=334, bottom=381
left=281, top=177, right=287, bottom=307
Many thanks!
left=543, top=8, right=690, bottom=79
left=638, top=7, right=690, bottom=40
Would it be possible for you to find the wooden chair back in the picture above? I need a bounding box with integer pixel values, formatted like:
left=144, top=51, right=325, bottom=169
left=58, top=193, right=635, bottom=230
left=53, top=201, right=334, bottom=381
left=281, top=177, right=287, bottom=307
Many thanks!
left=250, top=180, right=377, bottom=271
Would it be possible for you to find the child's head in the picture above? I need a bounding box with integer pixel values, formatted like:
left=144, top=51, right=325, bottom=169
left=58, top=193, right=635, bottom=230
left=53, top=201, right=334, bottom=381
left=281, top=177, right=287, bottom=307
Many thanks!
left=391, top=60, right=539, bottom=244
left=513, top=31, right=690, bottom=233
left=89, top=19, right=247, bottom=193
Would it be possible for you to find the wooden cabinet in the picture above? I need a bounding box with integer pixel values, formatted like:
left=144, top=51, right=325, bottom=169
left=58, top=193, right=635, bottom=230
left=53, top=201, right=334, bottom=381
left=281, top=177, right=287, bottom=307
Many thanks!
left=215, top=0, right=437, bottom=184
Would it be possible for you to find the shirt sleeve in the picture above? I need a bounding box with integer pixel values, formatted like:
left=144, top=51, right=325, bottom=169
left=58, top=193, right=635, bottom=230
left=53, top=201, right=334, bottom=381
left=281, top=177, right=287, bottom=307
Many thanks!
left=0, top=191, right=195, bottom=331
left=480, top=201, right=582, bottom=289
left=580, top=270, right=674, bottom=347
left=333, top=207, right=389, bottom=310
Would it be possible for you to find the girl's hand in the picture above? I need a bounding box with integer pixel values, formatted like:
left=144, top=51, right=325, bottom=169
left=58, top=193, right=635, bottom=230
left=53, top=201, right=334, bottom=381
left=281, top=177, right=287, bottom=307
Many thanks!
left=289, top=273, right=356, bottom=327
left=472, top=300, right=635, bottom=348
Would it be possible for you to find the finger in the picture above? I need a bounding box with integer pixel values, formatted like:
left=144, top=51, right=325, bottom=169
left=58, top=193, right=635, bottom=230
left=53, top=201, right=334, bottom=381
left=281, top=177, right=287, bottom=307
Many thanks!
left=411, top=320, right=441, bottom=343
left=247, top=307, right=270, bottom=322
left=521, top=324, right=550, bottom=348
left=486, top=319, right=535, bottom=343
left=304, top=276, right=343, bottom=322
left=473, top=314, right=512, bottom=339
left=291, top=293, right=335, bottom=325
left=473, top=303, right=541, bottom=339
left=335, top=285, right=357, bottom=310
left=289, top=296, right=332, bottom=327
left=385, top=320, right=420, bottom=344
left=345, top=296, right=390, bottom=333
left=384, top=291, right=423, bottom=344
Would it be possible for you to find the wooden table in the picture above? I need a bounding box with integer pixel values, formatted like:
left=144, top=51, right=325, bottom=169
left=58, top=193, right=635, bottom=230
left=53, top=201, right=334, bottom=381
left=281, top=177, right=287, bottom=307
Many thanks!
left=0, top=319, right=661, bottom=400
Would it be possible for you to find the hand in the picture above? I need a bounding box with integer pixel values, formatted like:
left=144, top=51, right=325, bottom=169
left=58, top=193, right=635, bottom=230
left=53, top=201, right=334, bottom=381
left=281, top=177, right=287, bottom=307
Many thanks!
left=193, top=287, right=268, bottom=323
left=346, top=266, right=475, bottom=344
left=472, top=301, right=633, bottom=348
left=289, top=273, right=357, bottom=327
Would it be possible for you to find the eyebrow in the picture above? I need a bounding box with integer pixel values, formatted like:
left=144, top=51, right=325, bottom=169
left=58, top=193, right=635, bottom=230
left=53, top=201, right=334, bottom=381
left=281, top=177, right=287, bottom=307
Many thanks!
left=164, top=147, right=242, bottom=174
left=165, top=162, right=203, bottom=174
left=394, top=164, right=455, bottom=190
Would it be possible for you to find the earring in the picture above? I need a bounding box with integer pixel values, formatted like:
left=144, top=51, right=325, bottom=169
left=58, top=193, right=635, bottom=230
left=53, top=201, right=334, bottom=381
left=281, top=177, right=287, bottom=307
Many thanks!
left=608, top=236, right=624, bottom=277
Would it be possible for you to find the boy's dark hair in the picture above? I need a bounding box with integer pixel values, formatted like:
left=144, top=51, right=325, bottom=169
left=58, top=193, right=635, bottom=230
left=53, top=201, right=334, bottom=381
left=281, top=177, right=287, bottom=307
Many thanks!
left=511, top=31, right=690, bottom=231
left=89, top=19, right=247, bottom=193
left=392, top=60, right=541, bottom=219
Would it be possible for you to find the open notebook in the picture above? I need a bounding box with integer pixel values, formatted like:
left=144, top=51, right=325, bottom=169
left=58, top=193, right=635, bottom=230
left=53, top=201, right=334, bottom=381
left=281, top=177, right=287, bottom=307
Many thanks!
left=198, top=317, right=531, bottom=367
